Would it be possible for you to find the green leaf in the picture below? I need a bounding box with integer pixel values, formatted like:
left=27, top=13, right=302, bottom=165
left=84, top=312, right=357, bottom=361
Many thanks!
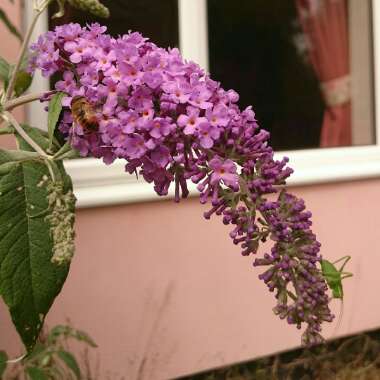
left=0, top=160, right=71, bottom=351
left=14, top=71, right=33, bottom=97
left=74, top=329, right=97, bottom=348
left=0, top=351, right=7, bottom=377
left=26, top=367, right=48, bottom=380
left=47, top=93, right=65, bottom=149
left=0, top=128, right=75, bottom=351
left=16, top=123, right=62, bottom=155
left=0, top=125, right=15, bottom=135
left=0, top=56, right=10, bottom=85
left=47, top=325, right=97, bottom=348
left=0, top=148, right=39, bottom=164
left=46, top=324, right=68, bottom=344
left=57, top=350, right=81, bottom=379
left=0, top=7, right=22, bottom=41
left=0, top=161, right=19, bottom=175
left=0, top=147, right=39, bottom=192
left=17, top=124, right=60, bottom=153
left=54, top=142, right=80, bottom=160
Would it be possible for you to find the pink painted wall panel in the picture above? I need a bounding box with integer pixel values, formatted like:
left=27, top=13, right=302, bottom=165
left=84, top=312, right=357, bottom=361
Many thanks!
left=2, top=179, right=380, bottom=379
left=0, top=0, right=22, bottom=149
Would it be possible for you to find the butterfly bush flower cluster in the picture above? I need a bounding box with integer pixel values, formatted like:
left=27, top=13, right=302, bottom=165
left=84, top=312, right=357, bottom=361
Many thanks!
left=29, top=23, right=334, bottom=345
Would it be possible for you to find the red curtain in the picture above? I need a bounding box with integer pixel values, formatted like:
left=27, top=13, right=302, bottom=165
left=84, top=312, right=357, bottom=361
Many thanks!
left=296, top=0, right=351, bottom=147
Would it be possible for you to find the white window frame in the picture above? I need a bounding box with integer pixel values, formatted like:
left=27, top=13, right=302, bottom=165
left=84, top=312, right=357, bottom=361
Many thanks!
left=24, top=0, right=380, bottom=208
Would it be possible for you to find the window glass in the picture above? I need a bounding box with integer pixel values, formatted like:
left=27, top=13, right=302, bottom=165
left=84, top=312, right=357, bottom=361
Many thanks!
left=207, top=0, right=375, bottom=151
left=49, top=0, right=179, bottom=48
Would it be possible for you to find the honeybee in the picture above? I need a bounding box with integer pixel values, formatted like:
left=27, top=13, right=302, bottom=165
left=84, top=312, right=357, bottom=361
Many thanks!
left=71, top=96, right=99, bottom=132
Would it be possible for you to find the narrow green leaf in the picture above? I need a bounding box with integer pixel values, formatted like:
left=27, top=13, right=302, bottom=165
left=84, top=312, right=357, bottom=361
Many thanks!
left=0, top=148, right=39, bottom=164
left=0, top=125, right=15, bottom=135
left=47, top=93, right=65, bottom=149
left=0, top=161, right=71, bottom=351
left=0, top=147, right=39, bottom=184
left=47, top=325, right=97, bottom=348
left=0, top=7, right=22, bottom=41
left=26, top=367, right=48, bottom=380
left=17, top=124, right=50, bottom=152
left=47, top=325, right=69, bottom=344
left=54, top=142, right=80, bottom=160
left=0, top=350, right=7, bottom=377
left=0, top=161, right=19, bottom=175
left=53, top=142, right=73, bottom=159
left=15, top=123, right=63, bottom=155
left=0, top=56, right=10, bottom=84
left=58, top=350, right=81, bottom=379
left=74, top=329, right=97, bottom=348
left=14, top=71, right=33, bottom=97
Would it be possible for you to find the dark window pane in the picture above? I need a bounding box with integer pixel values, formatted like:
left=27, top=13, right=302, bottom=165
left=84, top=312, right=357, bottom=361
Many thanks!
left=49, top=0, right=179, bottom=48
left=207, top=0, right=328, bottom=151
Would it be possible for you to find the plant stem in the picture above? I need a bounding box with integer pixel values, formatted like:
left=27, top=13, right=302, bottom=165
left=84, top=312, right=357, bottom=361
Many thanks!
left=1, top=111, right=50, bottom=158
left=3, top=92, right=49, bottom=111
left=5, top=5, right=45, bottom=100
left=45, top=159, right=56, bottom=182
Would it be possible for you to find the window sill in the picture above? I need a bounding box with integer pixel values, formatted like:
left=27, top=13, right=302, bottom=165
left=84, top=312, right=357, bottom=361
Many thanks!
left=65, top=145, right=380, bottom=208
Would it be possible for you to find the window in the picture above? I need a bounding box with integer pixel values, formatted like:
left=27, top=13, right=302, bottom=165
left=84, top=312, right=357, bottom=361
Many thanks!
left=24, top=0, right=380, bottom=207
left=207, top=0, right=375, bottom=151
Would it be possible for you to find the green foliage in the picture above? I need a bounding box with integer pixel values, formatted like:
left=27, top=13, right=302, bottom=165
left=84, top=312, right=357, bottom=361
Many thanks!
left=14, top=71, right=33, bottom=97
left=0, top=125, right=15, bottom=135
left=0, top=56, right=10, bottom=87
left=57, top=350, right=81, bottom=379
left=48, top=325, right=97, bottom=348
left=0, top=156, right=71, bottom=351
left=0, top=7, right=22, bottom=41
left=53, top=142, right=81, bottom=160
left=47, top=93, right=65, bottom=150
left=0, top=0, right=112, bottom=360
left=16, top=124, right=52, bottom=152
left=1, top=324, right=97, bottom=380
left=0, top=351, right=8, bottom=377
left=0, top=148, right=39, bottom=163
left=0, top=125, right=76, bottom=352
left=26, top=367, right=49, bottom=380
left=0, top=55, right=30, bottom=95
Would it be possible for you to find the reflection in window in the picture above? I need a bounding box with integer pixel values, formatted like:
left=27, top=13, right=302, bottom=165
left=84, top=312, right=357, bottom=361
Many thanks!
left=207, top=0, right=375, bottom=151
left=49, top=0, right=179, bottom=48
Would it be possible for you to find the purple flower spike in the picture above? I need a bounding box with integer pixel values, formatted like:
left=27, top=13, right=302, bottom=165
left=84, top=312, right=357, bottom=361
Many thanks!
left=30, top=23, right=335, bottom=345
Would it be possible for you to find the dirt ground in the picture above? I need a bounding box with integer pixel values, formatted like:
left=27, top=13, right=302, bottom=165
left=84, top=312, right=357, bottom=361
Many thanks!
left=181, top=328, right=380, bottom=380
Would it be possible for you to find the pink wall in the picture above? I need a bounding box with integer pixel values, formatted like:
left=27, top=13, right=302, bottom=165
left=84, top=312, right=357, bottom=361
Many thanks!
left=0, top=0, right=21, bottom=149
left=1, top=2, right=380, bottom=379
left=1, top=179, right=380, bottom=379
